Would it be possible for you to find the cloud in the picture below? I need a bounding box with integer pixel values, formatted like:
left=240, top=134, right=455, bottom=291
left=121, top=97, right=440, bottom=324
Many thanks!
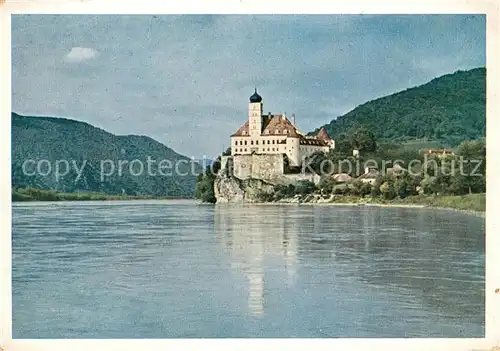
left=65, top=47, right=99, bottom=63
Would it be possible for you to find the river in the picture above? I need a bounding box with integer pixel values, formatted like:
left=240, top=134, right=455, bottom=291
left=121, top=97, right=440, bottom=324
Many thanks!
left=12, top=200, right=485, bottom=338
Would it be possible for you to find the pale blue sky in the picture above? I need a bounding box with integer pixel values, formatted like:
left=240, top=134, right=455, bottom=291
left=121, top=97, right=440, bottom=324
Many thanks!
left=11, top=15, right=485, bottom=158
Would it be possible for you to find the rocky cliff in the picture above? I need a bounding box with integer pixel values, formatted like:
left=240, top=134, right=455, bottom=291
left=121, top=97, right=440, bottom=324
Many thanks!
left=213, top=167, right=275, bottom=203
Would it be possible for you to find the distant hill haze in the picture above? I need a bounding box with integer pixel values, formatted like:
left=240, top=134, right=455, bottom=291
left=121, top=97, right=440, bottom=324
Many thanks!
left=12, top=113, right=202, bottom=197
left=313, top=67, right=486, bottom=147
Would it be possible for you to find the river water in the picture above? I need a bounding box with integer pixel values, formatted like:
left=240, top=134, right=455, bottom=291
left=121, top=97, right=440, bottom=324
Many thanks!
left=11, top=200, right=485, bottom=338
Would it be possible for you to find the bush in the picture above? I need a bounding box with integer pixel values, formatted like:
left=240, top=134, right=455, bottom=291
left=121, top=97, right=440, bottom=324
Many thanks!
left=295, top=180, right=317, bottom=196
left=360, top=182, right=372, bottom=197
left=318, top=176, right=336, bottom=194
left=273, top=184, right=296, bottom=200
left=380, top=181, right=396, bottom=200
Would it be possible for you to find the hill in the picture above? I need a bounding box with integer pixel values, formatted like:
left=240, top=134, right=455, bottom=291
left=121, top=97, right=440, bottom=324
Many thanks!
left=314, top=68, right=486, bottom=147
left=12, top=113, right=201, bottom=197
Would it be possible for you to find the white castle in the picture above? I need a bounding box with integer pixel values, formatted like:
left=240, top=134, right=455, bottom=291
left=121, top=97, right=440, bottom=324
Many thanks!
left=230, top=89, right=335, bottom=168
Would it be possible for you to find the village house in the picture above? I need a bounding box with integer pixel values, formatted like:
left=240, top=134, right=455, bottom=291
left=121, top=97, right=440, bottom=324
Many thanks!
left=357, top=167, right=380, bottom=185
left=386, top=163, right=406, bottom=176
left=230, top=89, right=335, bottom=168
left=423, top=148, right=455, bottom=158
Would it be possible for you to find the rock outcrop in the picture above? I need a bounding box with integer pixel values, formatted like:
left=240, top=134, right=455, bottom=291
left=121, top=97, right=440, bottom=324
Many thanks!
left=214, top=167, right=275, bottom=203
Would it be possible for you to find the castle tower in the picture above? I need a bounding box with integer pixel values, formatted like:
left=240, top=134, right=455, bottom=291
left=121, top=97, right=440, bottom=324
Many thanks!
left=248, top=88, right=263, bottom=138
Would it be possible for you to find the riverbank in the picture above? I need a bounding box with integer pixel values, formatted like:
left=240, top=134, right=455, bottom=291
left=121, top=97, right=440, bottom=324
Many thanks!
left=12, top=188, right=193, bottom=202
left=272, top=193, right=486, bottom=217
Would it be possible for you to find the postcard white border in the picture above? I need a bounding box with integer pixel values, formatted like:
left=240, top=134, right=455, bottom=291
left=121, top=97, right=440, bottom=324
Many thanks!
left=1, top=1, right=499, bottom=350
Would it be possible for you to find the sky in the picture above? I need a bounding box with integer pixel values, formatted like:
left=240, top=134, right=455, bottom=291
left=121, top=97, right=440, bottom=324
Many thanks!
left=11, top=14, right=485, bottom=159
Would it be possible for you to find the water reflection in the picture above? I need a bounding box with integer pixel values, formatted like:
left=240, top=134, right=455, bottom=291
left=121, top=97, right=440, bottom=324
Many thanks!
left=215, top=205, right=298, bottom=316
left=214, top=204, right=484, bottom=331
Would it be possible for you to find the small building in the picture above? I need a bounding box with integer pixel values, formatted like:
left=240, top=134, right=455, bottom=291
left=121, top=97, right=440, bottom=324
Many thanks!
left=423, top=149, right=454, bottom=158
left=357, top=169, right=380, bottom=185
left=386, top=163, right=406, bottom=176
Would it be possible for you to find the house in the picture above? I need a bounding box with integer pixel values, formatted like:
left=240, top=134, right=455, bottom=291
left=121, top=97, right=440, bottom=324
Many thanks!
left=423, top=149, right=455, bottom=158
left=357, top=168, right=380, bottom=185
left=386, top=163, right=406, bottom=176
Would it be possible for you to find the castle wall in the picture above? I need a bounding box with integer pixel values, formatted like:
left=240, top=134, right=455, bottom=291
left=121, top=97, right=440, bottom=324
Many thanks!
left=232, top=154, right=284, bottom=182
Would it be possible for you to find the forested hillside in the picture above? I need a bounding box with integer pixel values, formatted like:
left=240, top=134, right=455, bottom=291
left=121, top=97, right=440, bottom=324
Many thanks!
left=314, top=68, right=486, bottom=147
left=12, top=113, right=201, bottom=196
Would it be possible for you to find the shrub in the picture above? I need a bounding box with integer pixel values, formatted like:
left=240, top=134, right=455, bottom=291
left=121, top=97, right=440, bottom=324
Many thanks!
left=380, top=181, right=396, bottom=200
left=295, top=180, right=317, bottom=196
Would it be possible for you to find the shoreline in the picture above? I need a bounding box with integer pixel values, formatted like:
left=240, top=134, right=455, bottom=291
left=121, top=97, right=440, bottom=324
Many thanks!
left=251, top=201, right=485, bottom=218
left=304, top=201, right=485, bottom=217
left=248, top=194, right=486, bottom=218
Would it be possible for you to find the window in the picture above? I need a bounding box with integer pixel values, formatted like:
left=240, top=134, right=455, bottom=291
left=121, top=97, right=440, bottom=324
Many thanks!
left=251, top=140, right=254, bottom=145
left=267, top=140, right=270, bottom=144
left=276, top=130, right=280, bottom=134
left=256, top=140, right=259, bottom=145
left=272, top=148, right=275, bottom=151
left=272, top=140, right=275, bottom=144
left=268, top=148, right=270, bottom=151
left=244, top=141, right=247, bottom=145
left=244, top=148, right=247, bottom=152
left=284, top=130, right=288, bottom=134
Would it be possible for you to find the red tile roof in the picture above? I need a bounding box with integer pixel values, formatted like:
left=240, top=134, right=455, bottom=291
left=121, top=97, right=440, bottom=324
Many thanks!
left=231, top=115, right=331, bottom=147
left=230, top=121, right=250, bottom=137
left=316, top=127, right=332, bottom=141
left=231, top=115, right=301, bottom=137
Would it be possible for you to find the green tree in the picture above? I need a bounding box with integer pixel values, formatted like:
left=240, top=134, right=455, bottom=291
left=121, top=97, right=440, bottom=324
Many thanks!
left=350, top=179, right=364, bottom=196
left=451, top=138, right=486, bottom=194
left=350, top=127, right=377, bottom=152
left=318, top=176, right=336, bottom=194
left=420, top=175, right=439, bottom=195
left=394, top=174, right=414, bottom=198
left=371, top=176, right=383, bottom=197
left=380, top=180, right=396, bottom=200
